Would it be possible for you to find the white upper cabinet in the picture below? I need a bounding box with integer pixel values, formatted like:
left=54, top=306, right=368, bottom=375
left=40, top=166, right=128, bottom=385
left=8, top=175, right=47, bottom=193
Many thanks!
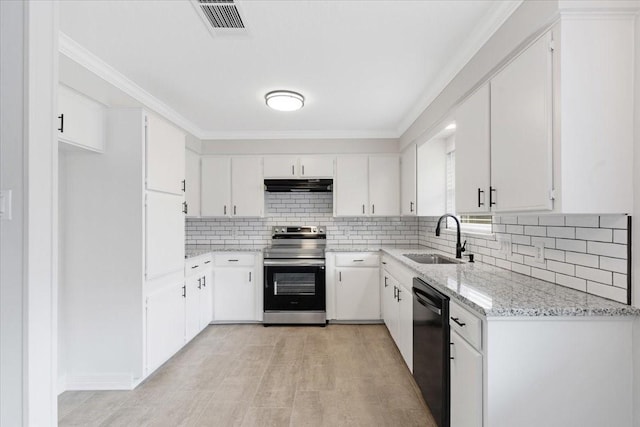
left=417, top=138, right=446, bottom=216
left=490, top=32, right=553, bottom=213
left=201, top=157, right=264, bottom=218
left=299, top=156, right=334, bottom=178
left=369, top=155, right=400, bottom=216
left=335, top=155, right=399, bottom=217
left=146, top=113, right=186, bottom=196
left=201, top=157, right=231, bottom=217
left=455, top=84, right=491, bottom=214
left=263, top=156, right=299, bottom=178
left=185, top=149, right=201, bottom=217
left=263, top=155, right=334, bottom=178
left=231, top=157, right=264, bottom=217
left=335, top=156, right=369, bottom=216
left=400, top=144, right=417, bottom=216
left=58, top=84, right=105, bottom=152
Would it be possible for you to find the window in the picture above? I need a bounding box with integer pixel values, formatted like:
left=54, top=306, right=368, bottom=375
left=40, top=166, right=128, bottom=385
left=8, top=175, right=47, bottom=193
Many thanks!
left=445, top=149, right=492, bottom=234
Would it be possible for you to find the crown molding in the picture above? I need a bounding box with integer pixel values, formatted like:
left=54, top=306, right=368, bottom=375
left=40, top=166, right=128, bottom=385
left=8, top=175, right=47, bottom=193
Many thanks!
left=59, top=32, right=207, bottom=139
left=395, top=0, right=523, bottom=137
left=198, top=129, right=399, bottom=140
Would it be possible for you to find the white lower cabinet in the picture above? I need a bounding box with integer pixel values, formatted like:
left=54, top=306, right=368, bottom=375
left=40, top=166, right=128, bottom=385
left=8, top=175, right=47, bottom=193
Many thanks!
left=212, top=253, right=258, bottom=321
left=146, top=280, right=186, bottom=375
left=184, top=254, right=214, bottom=343
left=450, top=330, right=483, bottom=427
left=334, top=253, right=380, bottom=320
left=382, top=262, right=413, bottom=371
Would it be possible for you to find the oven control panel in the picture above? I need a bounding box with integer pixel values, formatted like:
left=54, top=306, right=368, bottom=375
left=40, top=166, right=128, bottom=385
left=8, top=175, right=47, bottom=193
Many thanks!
left=272, top=226, right=326, bottom=236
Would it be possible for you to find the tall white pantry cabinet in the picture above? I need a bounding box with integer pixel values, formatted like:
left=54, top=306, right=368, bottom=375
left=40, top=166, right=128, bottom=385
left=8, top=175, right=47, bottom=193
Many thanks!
left=59, top=108, right=186, bottom=391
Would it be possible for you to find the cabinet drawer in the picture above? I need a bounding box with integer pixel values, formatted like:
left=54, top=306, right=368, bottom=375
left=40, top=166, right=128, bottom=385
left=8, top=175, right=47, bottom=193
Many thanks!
left=450, top=300, right=482, bottom=350
left=186, top=254, right=213, bottom=274
left=335, top=252, right=379, bottom=267
left=214, top=253, right=255, bottom=267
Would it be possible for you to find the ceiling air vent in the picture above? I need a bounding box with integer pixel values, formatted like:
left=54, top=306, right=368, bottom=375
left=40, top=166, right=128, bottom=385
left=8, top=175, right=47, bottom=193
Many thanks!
left=192, top=0, right=247, bottom=35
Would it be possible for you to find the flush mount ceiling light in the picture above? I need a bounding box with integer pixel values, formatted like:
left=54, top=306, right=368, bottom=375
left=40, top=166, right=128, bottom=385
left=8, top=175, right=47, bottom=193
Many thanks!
left=265, top=90, right=305, bottom=112
left=445, top=122, right=456, bottom=130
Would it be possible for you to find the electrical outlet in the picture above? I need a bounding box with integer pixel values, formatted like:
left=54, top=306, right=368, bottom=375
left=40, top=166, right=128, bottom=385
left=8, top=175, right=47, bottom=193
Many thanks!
left=534, top=241, right=545, bottom=263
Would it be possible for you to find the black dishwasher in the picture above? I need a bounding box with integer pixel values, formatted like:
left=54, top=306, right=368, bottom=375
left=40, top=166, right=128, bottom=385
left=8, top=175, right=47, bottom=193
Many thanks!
left=412, top=277, right=450, bottom=427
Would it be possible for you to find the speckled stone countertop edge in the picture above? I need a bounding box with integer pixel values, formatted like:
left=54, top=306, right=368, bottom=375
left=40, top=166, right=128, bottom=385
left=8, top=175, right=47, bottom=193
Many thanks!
left=185, top=244, right=266, bottom=259
left=377, top=246, right=640, bottom=318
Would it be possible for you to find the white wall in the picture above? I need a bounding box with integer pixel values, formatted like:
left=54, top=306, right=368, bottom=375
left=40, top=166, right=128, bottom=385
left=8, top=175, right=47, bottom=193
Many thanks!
left=0, top=0, right=58, bottom=425
left=201, top=138, right=399, bottom=155
left=633, top=9, right=640, bottom=427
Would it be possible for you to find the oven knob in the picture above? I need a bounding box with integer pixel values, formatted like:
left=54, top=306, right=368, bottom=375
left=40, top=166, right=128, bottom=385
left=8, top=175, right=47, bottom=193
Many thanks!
left=281, top=228, right=285, bottom=232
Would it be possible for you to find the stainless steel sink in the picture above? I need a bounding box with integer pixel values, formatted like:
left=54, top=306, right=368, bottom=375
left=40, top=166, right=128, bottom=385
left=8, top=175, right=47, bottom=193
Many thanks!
left=403, top=253, right=462, bottom=265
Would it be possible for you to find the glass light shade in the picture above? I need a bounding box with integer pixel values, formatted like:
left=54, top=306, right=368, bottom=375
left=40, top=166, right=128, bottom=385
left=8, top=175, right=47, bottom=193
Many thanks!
left=265, top=90, right=304, bottom=111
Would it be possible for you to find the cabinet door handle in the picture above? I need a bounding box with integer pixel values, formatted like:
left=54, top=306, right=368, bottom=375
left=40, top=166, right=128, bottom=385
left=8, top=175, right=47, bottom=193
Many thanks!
left=204, top=260, right=211, bottom=264
left=478, top=188, right=485, bottom=207
left=234, top=205, right=237, bottom=215
left=489, top=187, right=496, bottom=206
left=339, top=271, right=342, bottom=282
left=362, top=204, right=365, bottom=214
left=352, top=259, right=364, bottom=262
left=182, top=285, right=186, bottom=298
left=301, top=165, right=305, bottom=176
left=182, top=179, right=186, bottom=192
left=191, top=265, right=199, bottom=269
left=451, top=317, right=466, bottom=327
left=249, top=271, right=252, bottom=282
left=224, top=205, right=227, bottom=215
left=397, top=288, right=402, bottom=302
left=58, top=114, right=64, bottom=133
left=410, top=201, right=414, bottom=212
left=202, top=276, right=206, bottom=287
left=292, top=165, right=295, bottom=175
left=182, top=202, right=188, bottom=214
left=198, top=278, right=202, bottom=289
left=384, top=276, right=388, bottom=287
left=393, top=286, right=398, bottom=300
left=372, top=204, right=375, bottom=214
left=228, top=259, right=239, bottom=262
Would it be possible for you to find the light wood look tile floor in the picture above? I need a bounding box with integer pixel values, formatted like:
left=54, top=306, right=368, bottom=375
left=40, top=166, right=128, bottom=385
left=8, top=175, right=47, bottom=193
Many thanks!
left=59, top=324, right=436, bottom=427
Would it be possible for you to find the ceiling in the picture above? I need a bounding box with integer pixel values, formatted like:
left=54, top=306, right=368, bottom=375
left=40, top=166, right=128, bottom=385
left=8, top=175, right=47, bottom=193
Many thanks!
left=59, top=0, right=520, bottom=140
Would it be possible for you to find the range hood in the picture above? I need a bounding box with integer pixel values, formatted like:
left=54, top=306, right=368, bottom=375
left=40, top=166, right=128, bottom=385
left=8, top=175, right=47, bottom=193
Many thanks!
left=264, top=179, right=333, bottom=192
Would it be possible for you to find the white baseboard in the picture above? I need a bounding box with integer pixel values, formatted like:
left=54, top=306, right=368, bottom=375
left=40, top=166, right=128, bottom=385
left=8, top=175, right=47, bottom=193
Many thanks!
left=64, top=374, right=135, bottom=391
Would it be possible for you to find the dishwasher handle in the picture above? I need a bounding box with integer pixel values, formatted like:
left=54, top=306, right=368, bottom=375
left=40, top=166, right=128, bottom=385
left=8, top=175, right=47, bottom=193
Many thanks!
left=413, top=288, right=442, bottom=316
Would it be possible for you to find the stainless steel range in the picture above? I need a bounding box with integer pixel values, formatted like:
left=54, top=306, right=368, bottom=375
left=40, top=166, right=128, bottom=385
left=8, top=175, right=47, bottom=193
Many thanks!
left=263, top=226, right=326, bottom=325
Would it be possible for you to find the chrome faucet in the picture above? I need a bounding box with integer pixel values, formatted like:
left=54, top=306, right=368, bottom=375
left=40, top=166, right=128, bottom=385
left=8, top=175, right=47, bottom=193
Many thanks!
left=435, top=214, right=465, bottom=259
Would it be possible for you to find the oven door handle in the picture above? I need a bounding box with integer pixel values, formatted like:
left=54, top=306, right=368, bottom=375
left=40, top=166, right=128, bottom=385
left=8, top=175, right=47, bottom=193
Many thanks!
left=263, top=259, right=326, bottom=266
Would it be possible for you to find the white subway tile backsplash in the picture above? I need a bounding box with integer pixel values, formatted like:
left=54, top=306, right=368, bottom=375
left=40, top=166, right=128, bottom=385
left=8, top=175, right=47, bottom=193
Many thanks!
left=575, top=227, right=612, bottom=243
left=613, top=229, right=628, bottom=244
left=575, top=265, right=612, bottom=285
left=538, top=215, right=565, bottom=226
left=565, top=215, right=599, bottom=227
left=586, top=281, right=627, bottom=304
left=524, top=226, right=546, bottom=237
left=555, top=273, right=587, bottom=292
left=599, top=257, right=627, bottom=274
left=599, top=215, right=628, bottom=229
left=565, top=252, right=598, bottom=268
left=587, top=241, right=626, bottom=258
left=546, top=227, right=575, bottom=239
left=556, top=239, right=586, bottom=253
left=418, top=213, right=630, bottom=304
left=546, top=260, right=575, bottom=276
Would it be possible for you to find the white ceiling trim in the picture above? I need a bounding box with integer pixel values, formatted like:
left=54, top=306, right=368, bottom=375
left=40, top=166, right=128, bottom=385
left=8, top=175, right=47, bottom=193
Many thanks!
left=395, top=0, right=523, bottom=137
left=198, top=129, right=399, bottom=140
left=59, top=32, right=206, bottom=139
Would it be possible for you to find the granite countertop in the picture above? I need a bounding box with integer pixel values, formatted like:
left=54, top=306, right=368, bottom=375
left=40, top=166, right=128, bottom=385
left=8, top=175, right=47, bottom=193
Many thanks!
left=377, top=246, right=640, bottom=318
left=185, top=244, right=266, bottom=259
left=184, top=243, right=639, bottom=318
